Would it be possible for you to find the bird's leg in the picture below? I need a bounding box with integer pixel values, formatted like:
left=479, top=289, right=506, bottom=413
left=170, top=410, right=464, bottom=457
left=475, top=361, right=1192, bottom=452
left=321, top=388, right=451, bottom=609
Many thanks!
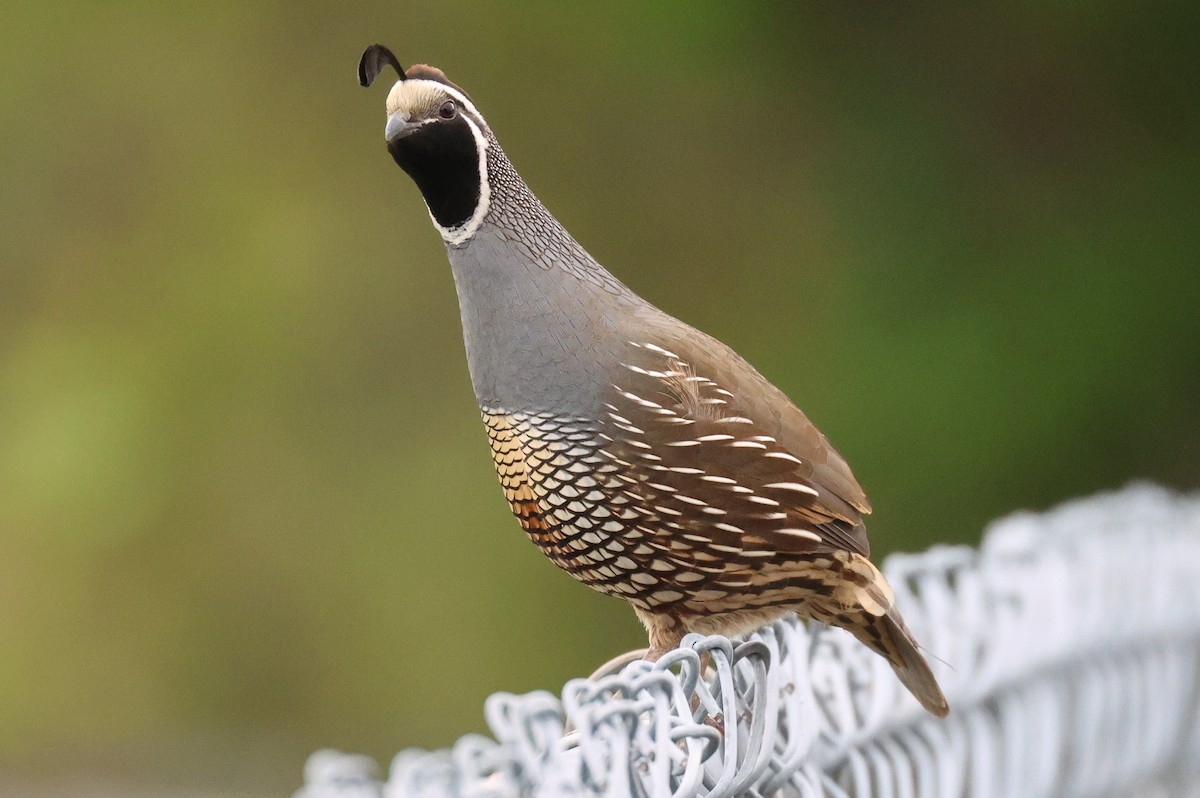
left=640, top=608, right=687, bottom=661
left=691, top=650, right=725, bottom=735
left=639, top=610, right=725, bottom=734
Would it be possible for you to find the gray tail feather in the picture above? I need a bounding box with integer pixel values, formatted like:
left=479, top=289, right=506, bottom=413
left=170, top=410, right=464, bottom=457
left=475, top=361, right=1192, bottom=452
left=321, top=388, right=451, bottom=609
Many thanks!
left=853, top=609, right=950, bottom=717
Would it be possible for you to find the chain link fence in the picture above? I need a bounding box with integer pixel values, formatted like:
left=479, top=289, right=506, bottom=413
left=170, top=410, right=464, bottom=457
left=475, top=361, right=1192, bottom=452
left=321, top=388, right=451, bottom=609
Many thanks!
left=296, top=484, right=1200, bottom=797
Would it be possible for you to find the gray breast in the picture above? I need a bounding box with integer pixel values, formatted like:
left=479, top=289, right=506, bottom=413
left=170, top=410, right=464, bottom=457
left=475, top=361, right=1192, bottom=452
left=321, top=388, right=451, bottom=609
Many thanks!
left=446, top=220, right=641, bottom=415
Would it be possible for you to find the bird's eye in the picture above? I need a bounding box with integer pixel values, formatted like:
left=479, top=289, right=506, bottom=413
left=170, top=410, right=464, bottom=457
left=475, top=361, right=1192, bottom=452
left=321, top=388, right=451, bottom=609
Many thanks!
left=438, top=100, right=457, bottom=119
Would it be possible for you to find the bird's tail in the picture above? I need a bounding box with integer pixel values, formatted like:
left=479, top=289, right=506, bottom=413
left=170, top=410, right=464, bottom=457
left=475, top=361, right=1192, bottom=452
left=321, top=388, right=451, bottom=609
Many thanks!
left=783, top=551, right=949, bottom=716
left=846, top=605, right=949, bottom=717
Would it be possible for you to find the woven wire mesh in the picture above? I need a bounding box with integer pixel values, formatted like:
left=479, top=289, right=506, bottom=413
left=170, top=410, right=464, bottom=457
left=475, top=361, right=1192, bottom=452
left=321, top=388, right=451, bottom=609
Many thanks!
left=296, top=483, right=1200, bottom=797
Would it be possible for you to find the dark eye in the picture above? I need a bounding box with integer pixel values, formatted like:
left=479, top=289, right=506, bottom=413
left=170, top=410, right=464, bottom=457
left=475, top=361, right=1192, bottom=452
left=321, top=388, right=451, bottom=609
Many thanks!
left=438, top=100, right=457, bottom=119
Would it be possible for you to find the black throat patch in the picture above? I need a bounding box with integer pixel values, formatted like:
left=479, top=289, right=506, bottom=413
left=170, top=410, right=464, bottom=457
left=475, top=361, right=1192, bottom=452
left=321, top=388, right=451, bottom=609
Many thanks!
left=388, top=118, right=481, bottom=230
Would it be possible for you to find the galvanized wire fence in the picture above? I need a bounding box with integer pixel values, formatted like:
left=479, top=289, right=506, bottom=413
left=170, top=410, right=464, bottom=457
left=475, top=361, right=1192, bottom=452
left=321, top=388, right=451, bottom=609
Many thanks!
left=295, top=484, right=1200, bottom=797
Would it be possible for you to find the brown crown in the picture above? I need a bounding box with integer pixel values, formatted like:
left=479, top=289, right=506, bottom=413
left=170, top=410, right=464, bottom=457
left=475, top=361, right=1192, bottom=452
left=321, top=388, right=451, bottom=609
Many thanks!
left=404, top=64, right=471, bottom=99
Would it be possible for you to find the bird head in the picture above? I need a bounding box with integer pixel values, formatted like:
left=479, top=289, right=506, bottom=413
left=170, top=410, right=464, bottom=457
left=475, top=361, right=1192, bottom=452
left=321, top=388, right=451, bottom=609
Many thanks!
left=359, top=45, right=491, bottom=244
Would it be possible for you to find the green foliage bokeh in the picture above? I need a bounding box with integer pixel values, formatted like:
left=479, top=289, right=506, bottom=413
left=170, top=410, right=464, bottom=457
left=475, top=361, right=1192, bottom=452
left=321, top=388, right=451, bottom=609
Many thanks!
left=1, top=2, right=1197, bottom=793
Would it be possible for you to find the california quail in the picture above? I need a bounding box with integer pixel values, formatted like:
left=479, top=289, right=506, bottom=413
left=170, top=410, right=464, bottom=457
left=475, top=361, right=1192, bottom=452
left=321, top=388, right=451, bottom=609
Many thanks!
left=358, top=45, right=949, bottom=717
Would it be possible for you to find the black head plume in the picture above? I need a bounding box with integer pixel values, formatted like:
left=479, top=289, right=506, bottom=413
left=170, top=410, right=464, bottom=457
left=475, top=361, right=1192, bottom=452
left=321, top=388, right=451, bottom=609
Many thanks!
left=358, top=44, right=406, bottom=87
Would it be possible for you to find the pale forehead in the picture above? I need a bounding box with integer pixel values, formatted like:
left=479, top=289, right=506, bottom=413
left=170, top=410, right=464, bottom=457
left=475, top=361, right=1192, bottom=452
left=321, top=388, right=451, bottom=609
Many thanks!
left=386, top=79, right=475, bottom=117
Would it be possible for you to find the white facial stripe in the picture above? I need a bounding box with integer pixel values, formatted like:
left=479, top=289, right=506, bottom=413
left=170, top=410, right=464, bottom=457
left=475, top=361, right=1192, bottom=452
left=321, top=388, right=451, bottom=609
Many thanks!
left=435, top=84, right=484, bottom=123
left=385, top=79, right=491, bottom=246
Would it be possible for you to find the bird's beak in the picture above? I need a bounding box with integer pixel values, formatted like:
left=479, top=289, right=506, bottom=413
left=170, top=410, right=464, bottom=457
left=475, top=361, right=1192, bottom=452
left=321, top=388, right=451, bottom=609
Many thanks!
left=385, top=113, right=419, bottom=143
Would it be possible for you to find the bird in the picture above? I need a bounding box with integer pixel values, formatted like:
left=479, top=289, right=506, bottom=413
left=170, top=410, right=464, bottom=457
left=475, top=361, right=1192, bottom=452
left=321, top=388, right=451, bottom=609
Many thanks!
left=357, top=44, right=949, bottom=717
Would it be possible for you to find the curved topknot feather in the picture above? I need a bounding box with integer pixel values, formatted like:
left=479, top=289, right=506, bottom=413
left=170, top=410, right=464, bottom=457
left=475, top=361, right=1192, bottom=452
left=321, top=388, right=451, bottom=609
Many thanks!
left=359, top=44, right=405, bottom=87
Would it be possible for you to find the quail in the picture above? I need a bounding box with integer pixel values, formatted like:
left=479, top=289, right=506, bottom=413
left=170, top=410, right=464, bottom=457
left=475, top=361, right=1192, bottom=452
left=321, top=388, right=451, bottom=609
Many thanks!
left=358, top=45, right=949, bottom=717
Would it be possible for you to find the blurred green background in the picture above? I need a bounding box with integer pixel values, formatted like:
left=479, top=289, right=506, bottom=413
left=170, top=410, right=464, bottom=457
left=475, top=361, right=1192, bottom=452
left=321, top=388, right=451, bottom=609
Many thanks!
left=2, top=2, right=1198, bottom=795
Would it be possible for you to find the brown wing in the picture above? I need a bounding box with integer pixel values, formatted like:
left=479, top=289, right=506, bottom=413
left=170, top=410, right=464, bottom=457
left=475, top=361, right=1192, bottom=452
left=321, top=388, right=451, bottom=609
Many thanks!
left=674, top=329, right=873, bottom=517
left=603, top=338, right=871, bottom=559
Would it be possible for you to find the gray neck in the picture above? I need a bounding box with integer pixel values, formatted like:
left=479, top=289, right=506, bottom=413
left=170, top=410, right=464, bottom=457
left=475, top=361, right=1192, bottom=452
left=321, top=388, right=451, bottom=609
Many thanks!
left=446, top=140, right=641, bottom=414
